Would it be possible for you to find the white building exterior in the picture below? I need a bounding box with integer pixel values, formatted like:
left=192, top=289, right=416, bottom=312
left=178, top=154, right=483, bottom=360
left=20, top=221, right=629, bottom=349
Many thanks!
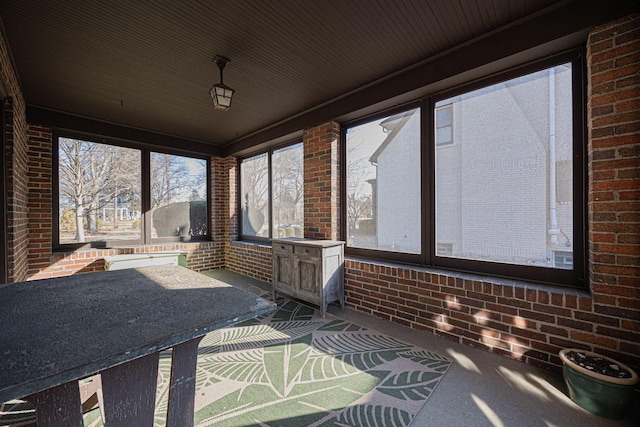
left=370, top=65, right=574, bottom=268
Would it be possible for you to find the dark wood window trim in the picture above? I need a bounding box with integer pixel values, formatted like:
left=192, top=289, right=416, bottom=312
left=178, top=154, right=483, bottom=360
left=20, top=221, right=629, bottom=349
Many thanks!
left=53, top=131, right=211, bottom=250
left=341, top=47, right=586, bottom=289
left=340, top=101, right=424, bottom=266
left=238, top=139, right=303, bottom=243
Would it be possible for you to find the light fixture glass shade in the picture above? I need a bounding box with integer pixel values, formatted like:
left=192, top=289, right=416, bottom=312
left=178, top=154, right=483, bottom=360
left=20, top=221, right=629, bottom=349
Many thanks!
left=210, top=83, right=235, bottom=111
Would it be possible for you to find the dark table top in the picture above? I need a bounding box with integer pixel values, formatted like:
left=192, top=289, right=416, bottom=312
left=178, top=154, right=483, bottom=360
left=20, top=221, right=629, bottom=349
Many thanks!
left=0, top=265, right=275, bottom=402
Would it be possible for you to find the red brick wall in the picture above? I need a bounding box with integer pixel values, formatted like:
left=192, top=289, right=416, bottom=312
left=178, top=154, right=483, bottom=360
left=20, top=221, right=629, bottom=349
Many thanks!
left=345, top=262, right=600, bottom=372
left=28, top=243, right=221, bottom=279
left=211, top=156, right=237, bottom=269
left=1, top=30, right=29, bottom=282
left=303, top=122, right=340, bottom=240
left=26, top=125, right=53, bottom=277
left=226, top=240, right=273, bottom=283
left=586, top=13, right=640, bottom=363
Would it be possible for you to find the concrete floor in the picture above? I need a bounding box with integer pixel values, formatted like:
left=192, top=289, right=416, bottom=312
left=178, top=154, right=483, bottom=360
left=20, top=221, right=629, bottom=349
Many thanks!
left=204, top=269, right=640, bottom=427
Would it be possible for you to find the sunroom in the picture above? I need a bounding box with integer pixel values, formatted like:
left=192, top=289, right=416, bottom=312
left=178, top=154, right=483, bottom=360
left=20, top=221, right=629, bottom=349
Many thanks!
left=0, top=1, right=638, bottom=425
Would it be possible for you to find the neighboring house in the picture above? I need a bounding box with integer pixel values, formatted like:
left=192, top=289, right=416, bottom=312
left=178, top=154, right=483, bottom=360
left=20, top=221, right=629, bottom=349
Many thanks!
left=369, top=110, right=422, bottom=254
left=370, top=66, right=574, bottom=267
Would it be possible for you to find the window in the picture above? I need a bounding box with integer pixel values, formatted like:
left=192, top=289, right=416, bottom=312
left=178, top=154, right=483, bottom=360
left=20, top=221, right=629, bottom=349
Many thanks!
left=58, top=138, right=142, bottom=245
left=240, top=142, right=303, bottom=240
left=435, top=63, right=575, bottom=271
left=55, top=136, right=209, bottom=248
left=342, top=50, right=584, bottom=287
left=272, top=144, right=304, bottom=238
left=240, top=153, right=269, bottom=237
left=150, top=153, right=207, bottom=239
left=344, top=107, right=421, bottom=256
left=553, top=251, right=573, bottom=269
left=435, top=104, right=453, bottom=145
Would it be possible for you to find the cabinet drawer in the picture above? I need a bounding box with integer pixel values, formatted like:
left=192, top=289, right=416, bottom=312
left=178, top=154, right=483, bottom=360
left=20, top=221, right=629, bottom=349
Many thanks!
left=273, top=243, right=293, bottom=253
left=295, top=245, right=320, bottom=258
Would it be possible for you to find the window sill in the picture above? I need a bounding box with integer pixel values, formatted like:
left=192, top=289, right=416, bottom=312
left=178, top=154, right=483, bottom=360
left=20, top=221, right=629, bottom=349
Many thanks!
left=52, top=241, right=215, bottom=254
left=230, top=240, right=272, bottom=249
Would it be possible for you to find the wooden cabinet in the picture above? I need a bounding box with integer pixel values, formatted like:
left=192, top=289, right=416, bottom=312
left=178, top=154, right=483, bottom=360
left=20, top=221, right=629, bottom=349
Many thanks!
left=272, top=238, right=345, bottom=317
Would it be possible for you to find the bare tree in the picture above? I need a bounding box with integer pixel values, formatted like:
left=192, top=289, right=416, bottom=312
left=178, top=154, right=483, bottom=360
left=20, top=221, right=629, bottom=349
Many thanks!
left=150, top=153, right=190, bottom=208
left=241, top=155, right=269, bottom=214
left=59, top=139, right=137, bottom=242
left=346, top=139, right=374, bottom=237
left=272, top=145, right=303, bottom=226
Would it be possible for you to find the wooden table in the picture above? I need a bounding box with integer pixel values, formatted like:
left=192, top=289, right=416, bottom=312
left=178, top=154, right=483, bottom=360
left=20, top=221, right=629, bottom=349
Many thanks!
left=0, top=265, right=276, bottom=427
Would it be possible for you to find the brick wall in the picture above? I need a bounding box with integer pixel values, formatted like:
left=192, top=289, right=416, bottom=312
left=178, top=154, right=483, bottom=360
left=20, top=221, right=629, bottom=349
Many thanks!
left=1, top=29, right=29, bottom=282
left=28, top=243, right=222, bottom=279
left=345, top=261, right=600, bottom=372
left=226, top=240, right=273, bottom=283
left=26, top=125, right=53, bottom=277
left=303, top=122, right=340, bottom=240
left=211, top=156, right=237, bottom=269
left=586, top=13, right=640, bottom=362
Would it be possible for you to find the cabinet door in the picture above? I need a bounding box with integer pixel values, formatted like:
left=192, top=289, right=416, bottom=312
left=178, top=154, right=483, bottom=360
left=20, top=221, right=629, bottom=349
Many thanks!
left=273, top=252, right=295, bottom=294
left=296, top=258, right=320, bottom=304
left=294, top=246, right=320, bottom=304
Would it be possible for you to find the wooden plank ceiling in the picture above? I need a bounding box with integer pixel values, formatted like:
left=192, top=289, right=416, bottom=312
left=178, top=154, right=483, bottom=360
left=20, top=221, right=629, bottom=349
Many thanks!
left=0, top=0, right=632, bottom=155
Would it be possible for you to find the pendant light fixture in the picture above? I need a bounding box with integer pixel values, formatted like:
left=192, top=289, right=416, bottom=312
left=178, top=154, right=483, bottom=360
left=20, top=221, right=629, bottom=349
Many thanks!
left=210, top=55, right=235, bottom=111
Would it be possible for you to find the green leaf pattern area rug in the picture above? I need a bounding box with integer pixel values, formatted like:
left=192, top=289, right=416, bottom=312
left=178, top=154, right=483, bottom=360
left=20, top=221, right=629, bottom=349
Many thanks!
left=163, top=297, right=451, bottom=427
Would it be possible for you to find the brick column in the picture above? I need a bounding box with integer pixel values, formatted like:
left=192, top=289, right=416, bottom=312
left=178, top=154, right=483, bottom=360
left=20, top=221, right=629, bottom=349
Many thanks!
left=211, top=156, right=237, bottom=268
left=303, top=121, right=340, bottom=240
left=1, top=30, right=30, bottom=283
left=26, top=125, right=53, bottom=277
left=586, top=14, right=640, bottom=358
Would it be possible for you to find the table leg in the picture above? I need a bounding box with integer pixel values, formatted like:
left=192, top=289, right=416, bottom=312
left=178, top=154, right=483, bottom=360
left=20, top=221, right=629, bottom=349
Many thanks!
left=165, top=336, right=204, bottom=427
left=26, top=381, right=84, bottom=427
left=100, top=352, right=160, bottom=427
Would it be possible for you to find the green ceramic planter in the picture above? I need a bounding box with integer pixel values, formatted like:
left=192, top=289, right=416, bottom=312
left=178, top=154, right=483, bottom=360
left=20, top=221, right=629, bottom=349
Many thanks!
left=560, top=349, right=639, bottom=419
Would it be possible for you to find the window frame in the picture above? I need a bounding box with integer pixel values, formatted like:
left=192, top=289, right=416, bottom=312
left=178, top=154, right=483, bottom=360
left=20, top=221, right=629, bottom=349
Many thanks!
left=238, top=139, right=304, bottom=242
left=341, top=48, right=586, bottom=288
left=53, top=131, right=211, bottom=250
left=340, top=101, right=425, bottom=265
